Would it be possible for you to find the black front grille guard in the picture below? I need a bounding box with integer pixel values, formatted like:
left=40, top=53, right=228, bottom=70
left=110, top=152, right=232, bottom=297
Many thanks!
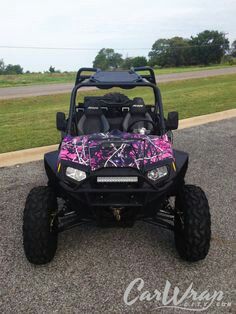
left=58, top=159, right=174, bottom=209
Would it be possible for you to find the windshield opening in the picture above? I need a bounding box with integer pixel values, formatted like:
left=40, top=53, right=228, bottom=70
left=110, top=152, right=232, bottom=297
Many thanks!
left=75, top=86, right=155, bottom=107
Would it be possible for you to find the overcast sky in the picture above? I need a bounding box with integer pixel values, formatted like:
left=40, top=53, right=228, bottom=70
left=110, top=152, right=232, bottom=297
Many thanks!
left=1, top=0, right=235, bottom=71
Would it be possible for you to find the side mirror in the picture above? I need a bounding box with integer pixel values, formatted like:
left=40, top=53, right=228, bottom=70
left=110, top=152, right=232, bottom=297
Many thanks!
left=56, top=112, right=66, bottom=131
left=166, top=111, right=179, bottom=130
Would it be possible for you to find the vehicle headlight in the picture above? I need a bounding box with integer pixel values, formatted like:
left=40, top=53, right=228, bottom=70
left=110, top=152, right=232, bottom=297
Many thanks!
left=66, top=167, right=86, bottom=182
left=147, top=166, right=168, bottom=181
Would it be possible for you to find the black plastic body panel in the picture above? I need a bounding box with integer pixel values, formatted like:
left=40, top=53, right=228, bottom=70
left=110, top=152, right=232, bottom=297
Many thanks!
left=174, top=149, right=189, bottom=182
left=44, top=150, right=59, bottom=188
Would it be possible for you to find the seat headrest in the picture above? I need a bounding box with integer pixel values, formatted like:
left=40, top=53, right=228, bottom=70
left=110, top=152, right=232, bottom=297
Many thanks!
left=130, top=98, right=146, bottom=114
left=84, top=106, right=103, bottom=116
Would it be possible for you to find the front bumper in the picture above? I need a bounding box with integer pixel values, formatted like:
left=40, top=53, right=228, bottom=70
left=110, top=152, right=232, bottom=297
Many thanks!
left=44, top=149, right=188, bottom=211
left=58, top=165, right=175, bottom=211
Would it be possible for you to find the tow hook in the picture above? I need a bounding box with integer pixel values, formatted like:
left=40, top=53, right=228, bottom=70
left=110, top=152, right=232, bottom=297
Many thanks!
left=112, top=207, right=122, bottom=221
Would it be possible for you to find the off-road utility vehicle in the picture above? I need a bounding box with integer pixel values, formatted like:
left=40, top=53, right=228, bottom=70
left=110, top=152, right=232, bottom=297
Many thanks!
left=23, top=67, right=211, bottom=264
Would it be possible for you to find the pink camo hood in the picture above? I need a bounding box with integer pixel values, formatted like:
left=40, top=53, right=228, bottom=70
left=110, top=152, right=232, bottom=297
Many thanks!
left=58, top=131, right=174, bottom=171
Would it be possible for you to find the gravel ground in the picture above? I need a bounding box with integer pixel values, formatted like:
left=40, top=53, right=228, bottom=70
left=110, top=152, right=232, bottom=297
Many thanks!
left=0, top=67, right=236, bottom=99
left=0, top=118, right=235, bottom=313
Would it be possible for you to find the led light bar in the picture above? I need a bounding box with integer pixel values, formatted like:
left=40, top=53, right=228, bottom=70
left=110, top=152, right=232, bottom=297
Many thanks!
left=97, top=176, right=138, bottom=183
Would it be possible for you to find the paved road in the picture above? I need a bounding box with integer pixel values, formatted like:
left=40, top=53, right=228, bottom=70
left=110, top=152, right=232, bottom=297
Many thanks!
left=0, top=67, right=236, bottom=100
left=0, top=118, right=235, bottom=313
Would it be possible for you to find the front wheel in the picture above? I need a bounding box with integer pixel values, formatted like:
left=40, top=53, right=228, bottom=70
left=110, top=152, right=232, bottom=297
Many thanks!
left=174, top=184, right=211, bottom=262
left=23, top=186, right=58, bottom=264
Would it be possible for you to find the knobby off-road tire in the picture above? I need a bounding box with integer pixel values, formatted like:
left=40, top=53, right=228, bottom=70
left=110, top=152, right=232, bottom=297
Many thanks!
left=174, top=184, right=211, bottom=262
left=23, top=186, right=58, bottom=264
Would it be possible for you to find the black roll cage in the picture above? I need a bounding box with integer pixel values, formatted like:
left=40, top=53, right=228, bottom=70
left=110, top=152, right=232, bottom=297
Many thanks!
left=67, top=67, right=166, bottom=135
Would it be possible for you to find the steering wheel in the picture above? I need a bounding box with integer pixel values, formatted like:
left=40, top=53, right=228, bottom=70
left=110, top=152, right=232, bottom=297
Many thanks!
left=127, top=119, right=156, bottom=133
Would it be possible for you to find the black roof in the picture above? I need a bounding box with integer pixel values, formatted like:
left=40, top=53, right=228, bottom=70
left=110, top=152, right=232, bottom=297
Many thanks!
left=75, top=67, right=156, bottom=86
left=91, top=71, right=142, bottom=84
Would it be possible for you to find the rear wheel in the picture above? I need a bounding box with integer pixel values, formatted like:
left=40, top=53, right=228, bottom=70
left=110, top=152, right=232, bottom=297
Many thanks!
left=174, top=184, right=211, bottom=262
left=23, top=186, right=58, bottom=264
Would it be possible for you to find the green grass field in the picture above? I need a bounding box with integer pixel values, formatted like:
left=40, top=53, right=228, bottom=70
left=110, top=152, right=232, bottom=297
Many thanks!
left=0, top=74, right=235, bottom=153
left=0, top=72, right=75, bottom=88
left=0, top=64, right=235, bottom=88
left=155, top=64, right=235, bottom=74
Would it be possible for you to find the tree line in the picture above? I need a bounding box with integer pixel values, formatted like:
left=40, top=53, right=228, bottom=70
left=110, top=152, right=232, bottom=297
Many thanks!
left=1, top=30, right=235, bottom=74
left=93, top=30, right=236, bottom=70
left=0, top=60, right=62, bottom=75
left=0, top=59, right=23, bottom=75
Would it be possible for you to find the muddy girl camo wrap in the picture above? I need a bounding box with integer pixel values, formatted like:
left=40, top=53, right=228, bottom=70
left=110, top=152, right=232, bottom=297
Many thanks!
left=58, top=131, right=174, bottom=171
